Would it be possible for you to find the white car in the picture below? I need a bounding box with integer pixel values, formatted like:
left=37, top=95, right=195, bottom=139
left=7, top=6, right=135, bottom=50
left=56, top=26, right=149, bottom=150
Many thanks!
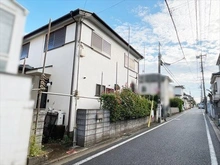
left=198, top=103, right=204, bottom=109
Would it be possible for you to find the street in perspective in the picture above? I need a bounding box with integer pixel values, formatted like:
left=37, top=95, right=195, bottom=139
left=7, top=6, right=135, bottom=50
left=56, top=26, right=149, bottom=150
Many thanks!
left=0, top=0, right=220, bottom=165
left=53, top=108, right=220, bottom=165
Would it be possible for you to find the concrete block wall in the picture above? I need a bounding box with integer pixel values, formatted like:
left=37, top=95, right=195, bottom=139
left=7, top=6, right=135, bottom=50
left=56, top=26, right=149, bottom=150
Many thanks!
left=31, top=109, right=46, bottom=146
left=76, top=109, right=152, bottom=147
left=170, top=107, right=179, bottom=114
left=76, top=109, right=110, bottom=147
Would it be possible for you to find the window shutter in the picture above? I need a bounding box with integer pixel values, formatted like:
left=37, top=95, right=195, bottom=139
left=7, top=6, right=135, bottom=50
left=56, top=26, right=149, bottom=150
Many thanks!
left=129, top=58, right=135, bottom=70
left=92, top=32, right=102, bottom=51
left=103, top=39, right=111, bottom=56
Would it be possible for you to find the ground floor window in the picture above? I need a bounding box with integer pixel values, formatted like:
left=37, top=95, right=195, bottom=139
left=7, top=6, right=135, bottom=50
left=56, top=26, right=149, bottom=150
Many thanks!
left=95, top=84, right=106, bottom=96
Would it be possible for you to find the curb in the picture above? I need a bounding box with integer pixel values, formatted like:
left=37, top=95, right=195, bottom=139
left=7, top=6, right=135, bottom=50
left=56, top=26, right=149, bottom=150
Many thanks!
left=206, top=115, right=220, bottom=142
left=44, top=148, right=88, bottom=165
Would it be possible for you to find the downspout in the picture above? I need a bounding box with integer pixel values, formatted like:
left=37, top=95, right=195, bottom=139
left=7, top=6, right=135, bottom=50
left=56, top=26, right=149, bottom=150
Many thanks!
left=73, top=18, right=83, bottom=144
left=68, top=13, right=80, bottom=135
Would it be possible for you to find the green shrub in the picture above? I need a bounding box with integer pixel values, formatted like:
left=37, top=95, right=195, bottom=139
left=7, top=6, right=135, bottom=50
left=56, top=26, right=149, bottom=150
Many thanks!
left=100, top=88, right=150, bottom=122
left=143, top=95, right=158, bottom=114
left=170, top=98, right=184, bottom=112
left=29, top=136, right=45, bottom=157
left=100, top=92, right=122, bottom=122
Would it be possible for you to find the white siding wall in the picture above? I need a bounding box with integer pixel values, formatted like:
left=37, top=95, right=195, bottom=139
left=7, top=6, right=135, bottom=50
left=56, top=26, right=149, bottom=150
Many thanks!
left=66, top=23, right=75, bottom=43
left=174, top=87, right=183, bottom=97
left=22, top=35, right=45, bottom=67
left=23, top=23, right=76, bottom=126
left=77, top=21, right=139, bottom=109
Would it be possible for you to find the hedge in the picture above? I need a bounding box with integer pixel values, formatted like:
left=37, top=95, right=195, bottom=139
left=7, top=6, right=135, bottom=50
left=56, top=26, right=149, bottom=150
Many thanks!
left=170, top=98, right=184, bottom=112
left=100, top=88, right=151, bottom=122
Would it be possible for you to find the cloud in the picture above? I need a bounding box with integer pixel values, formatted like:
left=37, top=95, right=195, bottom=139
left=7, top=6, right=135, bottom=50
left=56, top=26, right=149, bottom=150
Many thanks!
left=114, top=0, right=220, bottom=101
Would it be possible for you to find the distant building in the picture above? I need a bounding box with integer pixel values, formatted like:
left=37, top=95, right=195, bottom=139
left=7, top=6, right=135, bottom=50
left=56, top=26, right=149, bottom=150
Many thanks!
left=174, top=85, right=185, bottom=98
left=174, top=85, right=193, bottom=110
left=183, top=93, right=194, bottom=109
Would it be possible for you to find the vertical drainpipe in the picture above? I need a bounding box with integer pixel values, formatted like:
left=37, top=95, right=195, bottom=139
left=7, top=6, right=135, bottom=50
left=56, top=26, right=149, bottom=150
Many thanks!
left=68, top=12, right=80, bottom=136
left=73, top=18, right=83, bottom=144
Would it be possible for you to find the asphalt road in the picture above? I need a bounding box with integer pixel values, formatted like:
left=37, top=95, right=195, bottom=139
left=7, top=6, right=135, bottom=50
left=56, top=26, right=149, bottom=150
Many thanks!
left=64, top=108, right=220, bottom=165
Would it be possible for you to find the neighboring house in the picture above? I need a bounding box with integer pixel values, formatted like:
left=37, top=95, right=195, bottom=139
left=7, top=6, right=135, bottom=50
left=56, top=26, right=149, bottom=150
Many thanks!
left=210, top=54, right=220, bottom=125
left=138, top=73, right=174, bottom=120
left=174, top=85, right=184, bottom=98
left=19, top=9, right=143, bottom=140
left=174, top=85, right=193, bottom=110
left=0, top=0, right=33, bottom=164
left=182, top=93, right=194, bottom=109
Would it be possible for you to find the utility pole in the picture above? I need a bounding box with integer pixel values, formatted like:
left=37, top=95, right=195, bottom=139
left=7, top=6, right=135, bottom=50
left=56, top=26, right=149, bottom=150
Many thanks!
left=126, top=26, right=130, bottom=87
left=158, top=42, right=161, bottom=122
left=197, top=54, right=207, bottom=113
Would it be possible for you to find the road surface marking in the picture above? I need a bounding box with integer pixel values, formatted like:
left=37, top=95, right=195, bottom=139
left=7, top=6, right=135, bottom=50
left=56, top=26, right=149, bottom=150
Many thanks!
left=73, top=113, right=186, bottom=165
left=203, top=113, right=218, bottom=165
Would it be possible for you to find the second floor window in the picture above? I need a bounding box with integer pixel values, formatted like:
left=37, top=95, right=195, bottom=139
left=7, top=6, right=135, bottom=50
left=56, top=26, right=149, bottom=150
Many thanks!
left=45, top=27, right=66, bottom=51
left=92, top=32, right=111, bottom=57
left=20, top=43, right=30, bottom=60
left=124, top=53, right=136, bottom=71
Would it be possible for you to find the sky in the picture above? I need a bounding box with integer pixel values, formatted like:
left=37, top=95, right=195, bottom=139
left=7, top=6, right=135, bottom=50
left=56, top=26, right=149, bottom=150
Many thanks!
left=17, top=0, right=220, bottom=103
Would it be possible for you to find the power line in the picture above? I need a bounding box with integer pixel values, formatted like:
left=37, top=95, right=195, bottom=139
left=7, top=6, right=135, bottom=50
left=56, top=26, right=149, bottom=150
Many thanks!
left=198, top=0, right=202, bottom=54
left=83, top=0, right=88, bottom=9
left=162, top=64, right=180, bottom=85
left=97, top=0, right=126, bottom=14
left=195, top=0, right=199, bottom=53
left=167, top=57, right=185, bottom=65
left=165, top=0, right=186, bottom=59
left=165, top=0, right=195, bottom=79
left=187, top=0, right=195, bottom=43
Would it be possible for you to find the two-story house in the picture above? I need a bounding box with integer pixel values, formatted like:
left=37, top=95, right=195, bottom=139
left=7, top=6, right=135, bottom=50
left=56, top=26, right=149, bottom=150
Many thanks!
left=210, top=54, right=220, bottom=125
left=174, top=85, right=192, bottom=110
left=174, top=85, right=184, bottom=98
left=20, top=9, right=143, bottom=139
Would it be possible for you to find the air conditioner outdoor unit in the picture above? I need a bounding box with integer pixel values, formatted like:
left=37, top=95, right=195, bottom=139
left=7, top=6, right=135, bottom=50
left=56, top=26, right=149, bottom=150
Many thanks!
left=48, top=109, right=65, bottom=125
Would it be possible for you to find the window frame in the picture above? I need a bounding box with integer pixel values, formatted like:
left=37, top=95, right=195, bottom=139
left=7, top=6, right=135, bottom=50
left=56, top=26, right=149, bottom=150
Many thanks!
left=95, top=84, right=106, bottom=96
left=91, top=32, right=111, bottom=57
left=124, top=53, right=136, bottom=72
left=44, top=26, right=66, bottom=51
left=20, top=42, right=30, bottom=60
